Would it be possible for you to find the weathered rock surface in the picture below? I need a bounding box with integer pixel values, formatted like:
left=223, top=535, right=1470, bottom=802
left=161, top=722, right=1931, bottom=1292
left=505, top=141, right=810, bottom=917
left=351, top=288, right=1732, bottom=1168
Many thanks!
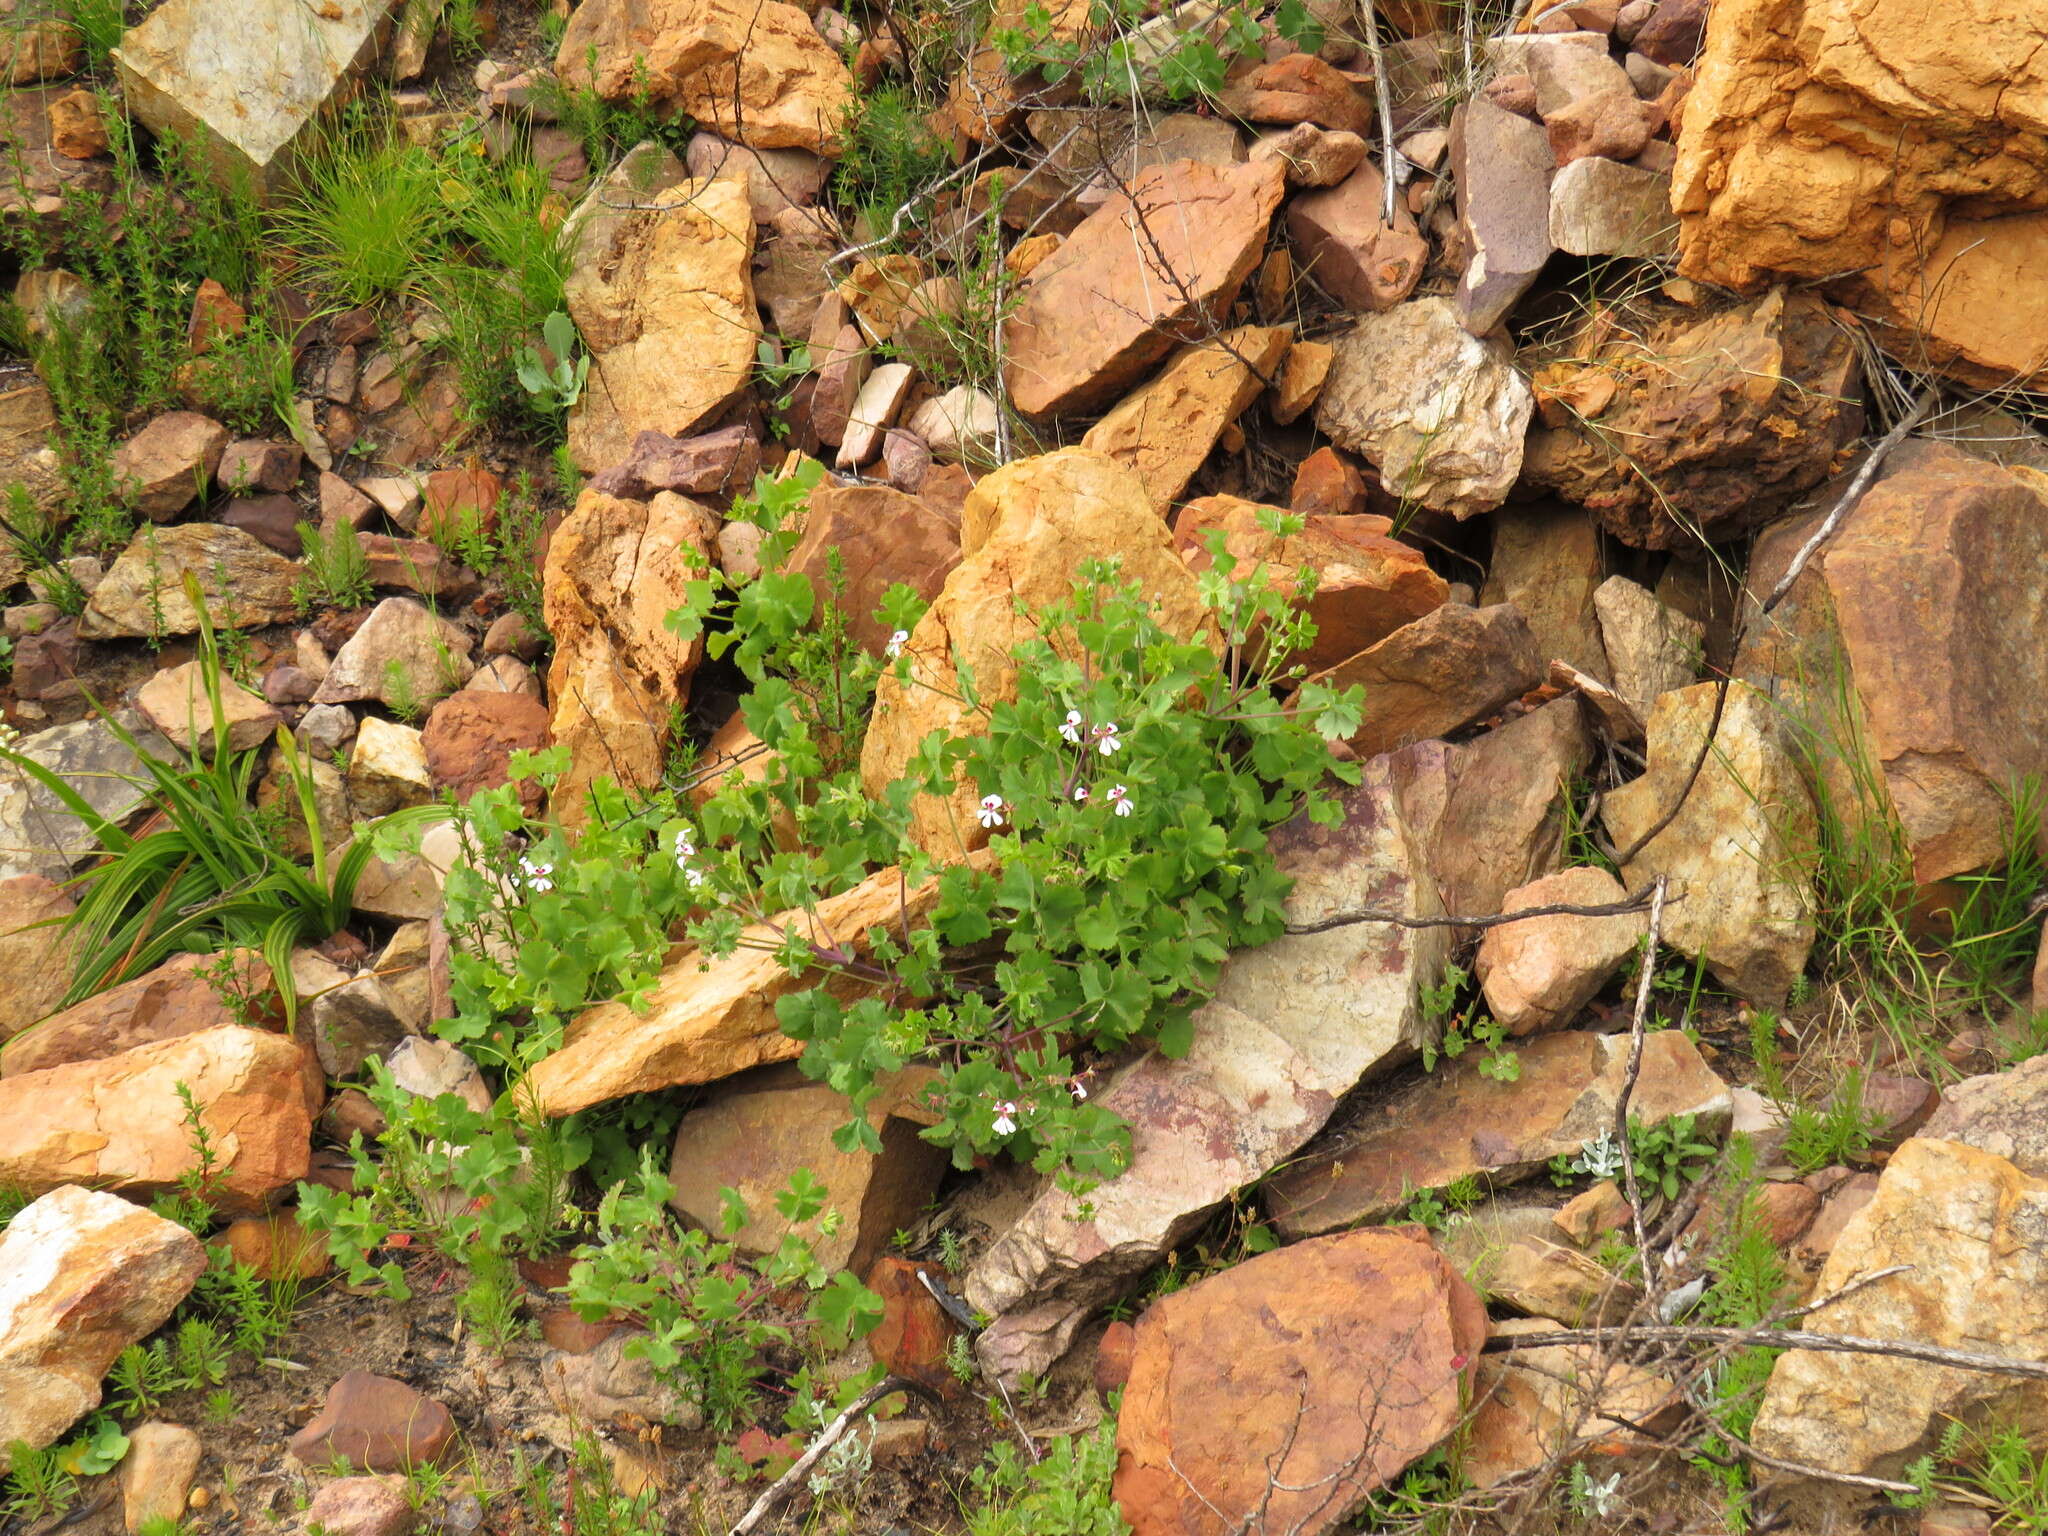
left=0, top=1026, right=314, bottom=1211
left=293, top=1477, right=415, bottom=1536
left=346, top=717, right=433, bottom=817
left=543, top=489, right=713, bottom=824
left=1441, top=1201, right=1638, bottom=1325
left=1478, top=502, right=1607, bottom=676
left=523, top=866, right=941, bottom=1116
left=1550, top=155, right=1678, bottom=256
left=1477, top=866, right=1644, bottom=1034
left=1594, top=574, right=1703, bottom=719
left=1602, top=680, right=1816, bottom=1004
left=1753, top=1138, right=2048, bottom=1489
left=666, top=1065, right=945, bottom=1275
left=114, top=0, right=393, bottom=189
left=1266, top=1028, right=1730, bottom=1234
left=0, top=1186, right=205, bottom=1467
left=288, top=1370, right=456, bottom=1472
left=1671, top=0, right=2048, bottom=388
left=1, top=950, right=268, bottom=1077
left=80, top=524, right=301, bottom=640
left=314, top=597, right=474, bottom=712
left=1432, top=697, right=1594, bottom=921
left=860, top=450, right=1211, bottom=859
left=1174, top=497, right=1448, bottom=674
left=1080, top=325, right=1292, bottom=510
left=121, top=1420, right=203, bottom=1531
left=1297, top=602, right=1544, bottom=759
left=109, top=410, right=226, bottom=520
left=1003, top=158, right=1285, bottom=419
left=784, top=484, right=961, bottom=657
left=1737, top=440, right=2048, bottom=888
left=557, top=0, right=854, bottom=156
left=1450, top=97, right=1557, bottom=333
left=136, top=659, right=282, bottom=753
left=0, top=713, right=175, bottom=882
left=1521, top=288, right=1862, bottom=549
left=1115, top=1229, right=1485, bottom=1536
left=1284, top=159, right=1429, bottom=312
left=0, top=875, right=75, bottom=1040
left=1465, top=1319, right=1678, bottom=1487
left=967, top=746, right=1456, bottom=1384
left=563, top=154, right=759, bottom=473
left=421, top=691, right=551, bottom=807
left=1920, top=1054, right=2048, bottom=1175
left=1315, top=296, right=1534, bottom=517
left=541, top=1330, right=701, bottom=1431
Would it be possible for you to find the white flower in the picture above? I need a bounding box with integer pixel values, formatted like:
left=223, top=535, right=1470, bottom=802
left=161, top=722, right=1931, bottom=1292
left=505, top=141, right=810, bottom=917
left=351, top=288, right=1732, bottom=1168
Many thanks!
left=885, top=629, right=909, bottom=659
left=977, top=794, right=1007, bottom=829
left=1072, top=784, right=1089, bottom=803
left=991, top=1100, right=1018, bottom=1136
left=674, top=831, right=697, bottom=865
left=1107, top=784, right=1133, bottom=817
left=680, top=863, right=707, bottom=890
left=1093, top=721, right=1122, bottom=756
left=518, top=858, right=554, bottom=893
left=1059, top=709, right=1085, bottom=745
left=1070, top=1079, right=1088, bottom=1102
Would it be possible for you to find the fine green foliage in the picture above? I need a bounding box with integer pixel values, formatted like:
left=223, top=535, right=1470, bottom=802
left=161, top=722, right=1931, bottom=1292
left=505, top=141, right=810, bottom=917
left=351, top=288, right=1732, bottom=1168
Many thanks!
left=0, top=1418, right=124, bottom=1521
left=1903, top=1419, right=2048, bottom=1533
left=833, top=83, right=950, bottom=235
left=277, top=114, right=448, bottom=306
left=409, top=473, right=1360, bottom=1189
left=293, top=519, right=374, bottom=613
left=55, top=0, right=126, bottom=69
left=1779, top=1071, right=1884, bottom=1175
left=511, top=1436, right=663, bottom=1536
left=563, top=1157, right=883, bottom=1432
left=992, top=0, right=1325, bottom=104
left=963, top=1417, right=1130, bottom=1536
left=0, top=588, right=438, bottom=1014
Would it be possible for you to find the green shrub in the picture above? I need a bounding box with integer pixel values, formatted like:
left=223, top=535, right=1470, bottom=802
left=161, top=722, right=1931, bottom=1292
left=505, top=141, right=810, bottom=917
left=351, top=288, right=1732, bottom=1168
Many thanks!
left=278, top=115, right=448, bottom=306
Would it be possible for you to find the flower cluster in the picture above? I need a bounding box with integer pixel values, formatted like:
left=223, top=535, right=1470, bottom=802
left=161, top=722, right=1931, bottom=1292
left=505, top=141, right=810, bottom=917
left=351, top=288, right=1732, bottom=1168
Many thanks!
left=675, top=827, right=708, bottom=890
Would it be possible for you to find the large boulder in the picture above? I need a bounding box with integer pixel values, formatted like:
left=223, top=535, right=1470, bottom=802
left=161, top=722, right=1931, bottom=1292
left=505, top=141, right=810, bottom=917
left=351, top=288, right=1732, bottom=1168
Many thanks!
left=1520, top=288, right=1863, bottom=549
left=113, top=0, right=392, bottom=190
left=1752, top=1138, right=2048, bottom=1499
left=1314, top=296, right=1534, bottom=517
left=543, top=489, right=714, bottom=825
left=1602, top=680, right=1818, bottom=1004
left=79, top=524, right=300, bottom=640
left=0, top=1186, right=206, bottom=1467
left=1672, top=0, right=2048, bottom=388
left=965, top=744, right=1455, bottom=1385
left=563, top=151, right=760, bottom=473
left=0, top=1026, right=314, bottom=1212
left=1737, top=440, right=2048, bottom=889
left=1115, top=1229, right=1485, bottom=1536
left=1, top=950, right=269, bottom=1076
left=1003, top=157, right=1285, bottom=420
left=556, top=0, right=853, bottom=155
left=1173, top=497, right=1448, bottom=675
left=858, top=450, right=1212, bottom=860
left=1265, top=1028, right=1731, bottom=1234
left=522, top=865, right=943, bottom=1116
left=1079, top=325, right=1293, bottom=510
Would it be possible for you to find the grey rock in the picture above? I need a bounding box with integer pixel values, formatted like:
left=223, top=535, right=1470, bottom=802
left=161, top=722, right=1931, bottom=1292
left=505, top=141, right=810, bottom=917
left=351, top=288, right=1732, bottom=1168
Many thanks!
left=0, top=712, right=175, bottom=880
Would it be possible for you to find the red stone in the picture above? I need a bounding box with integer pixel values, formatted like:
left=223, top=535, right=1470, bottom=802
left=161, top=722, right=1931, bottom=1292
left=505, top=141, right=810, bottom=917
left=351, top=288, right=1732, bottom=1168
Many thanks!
left=865, top=1256, right=963, bottom=1397
left=287, top=1370, right=456, bottom=1472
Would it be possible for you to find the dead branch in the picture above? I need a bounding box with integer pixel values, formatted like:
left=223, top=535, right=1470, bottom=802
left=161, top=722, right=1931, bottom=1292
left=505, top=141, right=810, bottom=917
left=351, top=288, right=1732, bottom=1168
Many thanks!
left=1612, top=874, right=1669, bottom=1269
left=1282, top=889, right=1670, bottom=936
left=727, top=1374, right=940, bottom=1536
left=1488, top=1324, right=2048, bottom=1381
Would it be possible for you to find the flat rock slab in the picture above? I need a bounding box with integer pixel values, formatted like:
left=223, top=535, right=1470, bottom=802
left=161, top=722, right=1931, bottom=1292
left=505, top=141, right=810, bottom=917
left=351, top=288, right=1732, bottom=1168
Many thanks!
left=1265, top=1028, right=1731, bottom=1235
left=288, top=1369, right=455, bottom=1472
left=1115, top=1228, right=1485, bottom=1536
left=0, top=1186, right=205, bottom=1466
left=79, top=523, right=301, bottom=640
left=0, top=712, right=173, bottom=882
left=115, top=0, right=397, bottom=190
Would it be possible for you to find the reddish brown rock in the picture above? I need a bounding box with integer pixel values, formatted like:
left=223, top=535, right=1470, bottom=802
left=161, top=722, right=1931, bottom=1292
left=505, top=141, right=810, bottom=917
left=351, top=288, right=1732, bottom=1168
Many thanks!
left=1450, top=96, right=1555, bottom=333
left=1545, top=86, right=1658, bottom=163
left=1296, top=602, right=1544, bottom=758
left=217, top=438, right=302, bottom=495
left=1, top=951, right=273, bottom=1077
left=186, top=278, right=245, bottom=355
left=1476, top=866, right=1645, bottom=1034
left=46, top=88, right=108, bottom=159
left=1290, top=446, right=1369, bottom=517
left=1216, top=52, right=1373, bottom=134
left=1738, top=440, right=2048, bottom=889
left=110, top=411, right=228, bottom=521
left=1004, top=157, right=1285, bottom=420
left=293, top=1476, right=415, bottom=1536
left=419, top=467, right=502, bottom=545
left=421, top=692, right=551, bottom=808
left=784, top=483, right=961, bottom=656
left=211, top=1210, right=331, bottom=1281
left=1175, top=495, right=1447, bottom=674
left=1115, top=1229, right=1485, bottom=1536
left=1522, top=288, right=1861, bottom=549
left=1094, top=1319, right=1137, bottom=1397
left=288, top=1371, right=456, bottom=1472
left=586, top=423, right=762, bottom=501
left=1285, top=160, right=1429, bottom=312
left=1431, top=697, right=1594, bottom=921
left=866, top=1256, right=963, bottom=1397
left=1266, top=1029, right=1731, bottom=1234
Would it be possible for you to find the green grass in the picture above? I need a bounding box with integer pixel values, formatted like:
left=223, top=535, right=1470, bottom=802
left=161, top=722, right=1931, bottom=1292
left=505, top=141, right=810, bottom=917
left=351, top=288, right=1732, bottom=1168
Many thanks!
left=0, top=586, right=439, bottom=1019
left=278, top=113, right=449, bottom=307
